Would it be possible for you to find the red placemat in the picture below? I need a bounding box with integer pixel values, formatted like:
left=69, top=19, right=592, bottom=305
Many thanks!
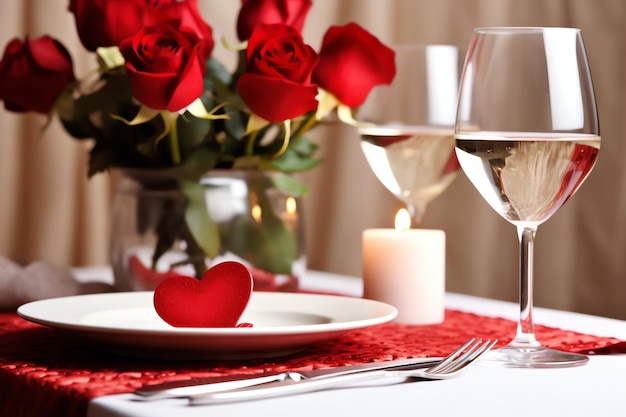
left=0, top=309, right=624, bottom=417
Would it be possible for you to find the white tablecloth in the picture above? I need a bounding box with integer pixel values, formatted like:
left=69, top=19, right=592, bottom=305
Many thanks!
left=85, top=270, right=626, bottom=417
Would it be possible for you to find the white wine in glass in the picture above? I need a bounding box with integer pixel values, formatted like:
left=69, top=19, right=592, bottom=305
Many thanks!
left=358, top=45, right=461, bottom=224
left=455, top=28, right=600, bottom=368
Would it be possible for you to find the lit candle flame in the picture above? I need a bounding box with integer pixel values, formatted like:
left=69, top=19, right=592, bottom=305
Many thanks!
left=251, top=204, right=262, bottom=223
left=394, top=208, right=411, bottom=232
left=286, top=197, right=297, bottom=215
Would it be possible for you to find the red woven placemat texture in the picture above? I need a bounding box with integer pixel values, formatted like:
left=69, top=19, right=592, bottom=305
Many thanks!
left=0, top=309, right=623, bottom=417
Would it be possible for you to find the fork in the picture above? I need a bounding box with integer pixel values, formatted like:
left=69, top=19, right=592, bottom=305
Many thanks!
left=189, top=338, right=497, bottom=405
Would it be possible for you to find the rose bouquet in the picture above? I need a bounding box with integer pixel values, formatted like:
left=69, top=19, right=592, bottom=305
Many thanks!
left=0, top=0, right=395, bottom=284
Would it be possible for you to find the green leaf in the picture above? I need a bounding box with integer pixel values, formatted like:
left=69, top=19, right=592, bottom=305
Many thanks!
left=151, top=196, right=187, bottom=268
left=267, top=154, right=321, bottom=173
left=287, top=135, right=319, bottom=156
left=205, top=57, right=232, bottom=87
left=61, top=116, right=95, bottom=139
left=228, top=217, right=298, bottom=275
left=181, top=181, right=220, bottom=259
left=224, top=109, right=247, bottom=140
left=135, top=136, right=161, bottom=160
left=87, top=147, right=115, bottom=176
left=66, top=70, right=133, bottom=121
left=225, top=175, right=299, bottom=274
left=271, top=172, right=310, bottom=196
left=150, top=146, right=220, bottom=182
left=176, top=113, right=213, bottom=154
left=218, top=132, right=246, bottom=164
left=266, top=135, right=322, bottom=173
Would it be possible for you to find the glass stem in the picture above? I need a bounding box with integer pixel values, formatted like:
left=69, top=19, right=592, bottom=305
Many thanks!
left=513, top=226, right=541, bottom=347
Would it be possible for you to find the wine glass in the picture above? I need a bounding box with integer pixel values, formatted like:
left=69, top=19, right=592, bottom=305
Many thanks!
left=455, top=27, right=600, bottom=367
left=357, top=45, right=461, bottom=224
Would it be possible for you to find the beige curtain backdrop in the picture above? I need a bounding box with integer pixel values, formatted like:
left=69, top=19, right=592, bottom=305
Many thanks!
left=1, top=0, right=625, bottom=319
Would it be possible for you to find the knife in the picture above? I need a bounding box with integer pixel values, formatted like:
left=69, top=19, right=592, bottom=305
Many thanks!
left=134, top=357, right=441, bottom=400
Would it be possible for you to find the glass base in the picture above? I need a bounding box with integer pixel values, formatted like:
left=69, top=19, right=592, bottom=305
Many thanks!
left=484, top=342, right=589, bottom=368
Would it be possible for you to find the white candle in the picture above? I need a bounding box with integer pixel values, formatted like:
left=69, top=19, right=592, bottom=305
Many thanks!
left=362, top=209, right=445, bottom=325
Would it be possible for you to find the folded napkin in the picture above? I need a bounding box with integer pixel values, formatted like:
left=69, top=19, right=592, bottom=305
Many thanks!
left=0, top=257, right=112, bottom=310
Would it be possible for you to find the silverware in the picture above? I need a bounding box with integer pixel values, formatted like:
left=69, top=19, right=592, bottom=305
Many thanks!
left=189, top=338, right=497, bottom=405
left=134, top=357, right=441, bottom=400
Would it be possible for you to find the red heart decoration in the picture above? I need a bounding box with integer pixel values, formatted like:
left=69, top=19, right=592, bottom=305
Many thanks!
left=153, top=261, right=253, bottom=328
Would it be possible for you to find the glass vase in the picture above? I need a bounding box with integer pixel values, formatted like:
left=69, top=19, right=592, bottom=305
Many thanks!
left=110, top=169, right=305, bottom=292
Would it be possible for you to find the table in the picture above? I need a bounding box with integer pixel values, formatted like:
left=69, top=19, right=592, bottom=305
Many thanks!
left=3, top=270, right=626, bottom=417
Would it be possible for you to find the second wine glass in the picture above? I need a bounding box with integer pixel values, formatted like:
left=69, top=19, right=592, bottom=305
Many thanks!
left=357, top=45, right=461, bottom=224
left=455, top=27, right=600, bottom=368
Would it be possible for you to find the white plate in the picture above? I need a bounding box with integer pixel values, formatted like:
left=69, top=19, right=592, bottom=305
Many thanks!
left=17, top=292, right=397, bottom=360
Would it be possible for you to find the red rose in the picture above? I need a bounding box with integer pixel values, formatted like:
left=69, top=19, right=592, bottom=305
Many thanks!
left=148, top=0, right=213, bottom=42
left=0, top=36, right=75, bottom=114
left=69, top=0, right=212, bottom=51
left=237, top=0, right=312, bottom=41
left=237, top=24, right=318, bottom=122
left=119, top=22, right=213, bottom=112
left=69, top=0, right=147, bottom=51
left=313, top=23, right=396, bottom=107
